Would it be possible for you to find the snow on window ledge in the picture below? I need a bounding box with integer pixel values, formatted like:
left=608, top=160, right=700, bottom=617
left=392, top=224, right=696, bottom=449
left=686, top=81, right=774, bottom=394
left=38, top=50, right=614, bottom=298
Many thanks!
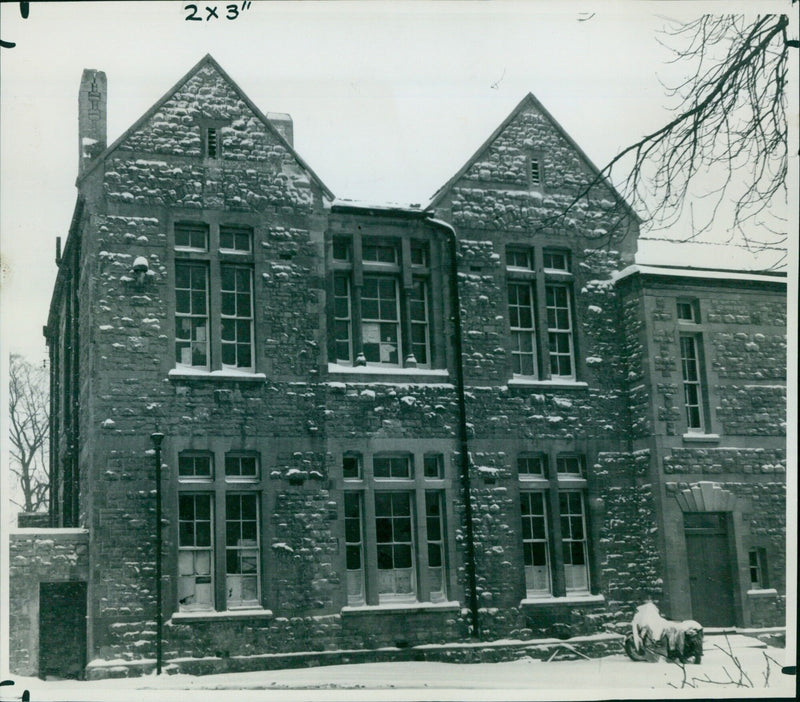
left=507, top=378, right=588, bottom=389
left=681, top=433, right=721, bottom=443
left=521, top=593, right=604, bottom=606
left=168, top=368, right=267, bottom=382
left=746, top=588, right=778, bottom=598
left=328, top=363, right=449, bottom=377
left=10, top=527, right=89, bottom=536
left=170, top=608, right=273, bottom=623
left=341, top=601, right=461, bottom=615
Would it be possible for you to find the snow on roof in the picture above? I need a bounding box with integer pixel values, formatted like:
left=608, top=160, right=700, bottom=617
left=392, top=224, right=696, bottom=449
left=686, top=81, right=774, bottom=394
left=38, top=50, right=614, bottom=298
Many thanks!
left=331, top=198, right=425, bottom=215
left=614, top=264, right=787, bottom=285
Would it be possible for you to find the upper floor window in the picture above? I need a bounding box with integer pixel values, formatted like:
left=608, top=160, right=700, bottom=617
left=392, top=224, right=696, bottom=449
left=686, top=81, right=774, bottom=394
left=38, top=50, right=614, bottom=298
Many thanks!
left=529, top=157, right=542, bottom=187
left=677, top=299, right=700, bottom=323
left=330, top=233, right=438, bottom=369
left=220, top=226, right=252, bottom=253
left=205, top=127, right=219, bottom=159
left=680, top=334, right=707, bottom=432
left=506, top=246, right=576, bottom=380
left=174, top=222, right=255, bottom=372
left=175, top=222, right=209, bottom=252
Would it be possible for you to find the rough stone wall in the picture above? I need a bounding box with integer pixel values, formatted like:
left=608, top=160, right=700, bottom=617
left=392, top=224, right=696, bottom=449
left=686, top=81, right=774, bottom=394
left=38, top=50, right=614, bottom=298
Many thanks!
left=9, top=530, right=89, bottom=675
left=716, top=385, right=786, bottom=436
left=594, top=451, right=663, bottom=632
left=430, top=99, right=641, bottom=640
left=449, top=105, right=632, bottom=241
left=73, top=60, right=332, bottom=664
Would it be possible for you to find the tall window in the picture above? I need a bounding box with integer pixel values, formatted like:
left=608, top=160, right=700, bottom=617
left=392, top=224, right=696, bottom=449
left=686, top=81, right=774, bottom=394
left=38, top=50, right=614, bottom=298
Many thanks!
left=177, top=449, right=261, bottom=612
left=220, top=266, right=253, bottom=370
left=376, top=492, right=415, bottom=599
left=330, top=233, right=436, bottom=369
left=344, top=492, right=365, bottom=605
left=178, top=494, right=214, bottom=610
left=175, top=262, right=209, bottom=368
left=174, top=222, right=255, bottom=372
left=521, top=491, right=550, bottom=595
left=508, top=282, right=537, bottom=377
left=560, top=491, right=589, bottom=592
left=506, top=246, right=576, bottom=381
left=680, top=335, right=705, bottom=432
left=362, top=276, right=401, bottom=365
left=225, top=493, right=259, bottom=607
left=425, top=492, right=446, bottom=602
left=341, top=450, right=450, bottom=606
left=546, top=284, right=574, bottom=378
left=518, top=450, right=592, bottom=598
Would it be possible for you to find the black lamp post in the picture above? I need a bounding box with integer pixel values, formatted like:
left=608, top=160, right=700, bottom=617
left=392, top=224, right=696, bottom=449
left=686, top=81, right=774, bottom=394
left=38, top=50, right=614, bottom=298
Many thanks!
left=150, top=431, right=165, bottom=675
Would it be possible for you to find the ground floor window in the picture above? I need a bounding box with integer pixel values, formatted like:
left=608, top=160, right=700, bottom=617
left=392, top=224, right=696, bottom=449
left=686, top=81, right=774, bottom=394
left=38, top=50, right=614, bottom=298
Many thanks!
left=177, top=449, right=261, bottom=612
left=518, top=451, right=592, bottom=598
left=341, top=450, right=450, bottom=606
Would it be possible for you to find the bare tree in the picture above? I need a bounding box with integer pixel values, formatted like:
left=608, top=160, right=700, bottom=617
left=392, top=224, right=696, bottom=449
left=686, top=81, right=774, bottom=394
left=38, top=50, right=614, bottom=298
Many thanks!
left=8, top=353, right=49, bottom=513
left=566, top=12, right=797, bottom=264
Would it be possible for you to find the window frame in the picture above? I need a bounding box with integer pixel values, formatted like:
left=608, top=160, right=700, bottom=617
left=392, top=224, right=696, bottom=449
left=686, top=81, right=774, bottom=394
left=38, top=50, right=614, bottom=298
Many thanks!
left=528, top=154, right=544, bottom=189
left=520, top=490, right=552, bottom=597
left=505, top=245, right=577, bottom=382
left=679, top=333, right=707, bottom=433
left=339, top=448, right=452, bottom=607
left=175, top=446, right=263, bottom=613
left=178, top=493, right=215, bottom=611
left=748, top=547, right=768, bottom=589
left=517, top=449, right=593, bottom=599
left=172, top=220, right=257, bottom=374
left=328, top=231, right=440, bottom=370
left=224, top=492, right=261, bottom=609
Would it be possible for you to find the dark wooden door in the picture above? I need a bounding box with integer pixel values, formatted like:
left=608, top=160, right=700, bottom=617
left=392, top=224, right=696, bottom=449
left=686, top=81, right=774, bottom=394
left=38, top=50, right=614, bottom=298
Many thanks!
left=39, top=582, right=87, bottom=679
left=684, top=513, right=736, bottom=627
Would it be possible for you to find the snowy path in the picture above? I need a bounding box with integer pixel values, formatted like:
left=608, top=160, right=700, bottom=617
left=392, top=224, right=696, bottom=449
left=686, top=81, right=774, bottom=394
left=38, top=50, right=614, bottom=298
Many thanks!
left=3, top=634, right=794, bottom=701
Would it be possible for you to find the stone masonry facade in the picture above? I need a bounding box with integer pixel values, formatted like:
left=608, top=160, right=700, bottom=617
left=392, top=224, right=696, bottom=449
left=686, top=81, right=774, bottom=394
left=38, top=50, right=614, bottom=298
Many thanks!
left=13, top=55, right=786, bottom=678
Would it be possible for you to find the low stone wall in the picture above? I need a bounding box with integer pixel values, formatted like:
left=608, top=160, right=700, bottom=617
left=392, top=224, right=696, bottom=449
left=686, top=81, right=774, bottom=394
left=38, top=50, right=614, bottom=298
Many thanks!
left=8, top=528, right=89, bottom=675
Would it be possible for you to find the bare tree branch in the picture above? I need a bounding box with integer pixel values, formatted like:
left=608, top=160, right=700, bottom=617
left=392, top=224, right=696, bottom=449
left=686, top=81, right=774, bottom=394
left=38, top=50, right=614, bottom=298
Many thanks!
left=8, top=353, right=49, bottom=513
left=550, top=14, right=795, bottom=261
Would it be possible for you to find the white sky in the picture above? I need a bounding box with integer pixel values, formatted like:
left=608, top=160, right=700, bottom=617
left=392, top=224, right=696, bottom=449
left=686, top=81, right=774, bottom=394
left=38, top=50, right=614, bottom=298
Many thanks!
left=0, top=0, right=796, bottom=362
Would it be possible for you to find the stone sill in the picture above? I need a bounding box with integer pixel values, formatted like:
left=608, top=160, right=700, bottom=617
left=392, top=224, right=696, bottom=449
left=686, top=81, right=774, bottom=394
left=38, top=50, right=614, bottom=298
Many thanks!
left=327, top=363, right=451, bottom=385
left=170, top=608, right=273, bottom=623
left=10, top=527, right=89, bottom=536
left=168, top=368, right=267, bottom=383
left=341, top=601, right=460, bottom=616
left=746, top=588, right=778, bottom=598
left=521, top=594, right=605, bottom=606
left=507, top=379, right=588, bottom=389
left=681, top=433, right=721, bottom=444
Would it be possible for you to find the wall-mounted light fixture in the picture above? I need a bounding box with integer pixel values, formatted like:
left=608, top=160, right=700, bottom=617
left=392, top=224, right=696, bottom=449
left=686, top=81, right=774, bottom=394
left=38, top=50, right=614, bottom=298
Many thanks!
left=132, top=256, right=149, bottom=285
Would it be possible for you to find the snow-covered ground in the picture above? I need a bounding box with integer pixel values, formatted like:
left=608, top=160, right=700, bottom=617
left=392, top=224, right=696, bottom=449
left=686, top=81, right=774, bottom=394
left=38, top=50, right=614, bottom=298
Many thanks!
left=2, top=634, right=795, bottom=701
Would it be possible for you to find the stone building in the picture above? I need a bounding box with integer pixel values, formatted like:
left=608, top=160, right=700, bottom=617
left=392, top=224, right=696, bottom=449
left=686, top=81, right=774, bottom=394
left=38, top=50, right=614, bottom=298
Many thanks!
left=9, top=55, right=787, bottom=678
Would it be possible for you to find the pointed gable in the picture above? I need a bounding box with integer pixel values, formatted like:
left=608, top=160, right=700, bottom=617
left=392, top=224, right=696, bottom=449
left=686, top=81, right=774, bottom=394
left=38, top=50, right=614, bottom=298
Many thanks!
left=428, top=93, right=638, bottom=233
left=79, top=55, right=333, bottom=200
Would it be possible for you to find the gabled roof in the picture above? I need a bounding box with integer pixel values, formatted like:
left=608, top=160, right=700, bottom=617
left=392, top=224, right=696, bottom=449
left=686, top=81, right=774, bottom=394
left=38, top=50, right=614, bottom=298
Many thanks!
left=76, top=54, right=335, bottom=200
left=426, top=92, right=640, bottom=222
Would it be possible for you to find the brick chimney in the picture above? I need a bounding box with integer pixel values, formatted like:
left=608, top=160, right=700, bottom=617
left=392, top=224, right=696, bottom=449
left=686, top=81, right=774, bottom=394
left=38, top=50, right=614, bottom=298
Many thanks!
left=78, top=69, right=107, bottom=175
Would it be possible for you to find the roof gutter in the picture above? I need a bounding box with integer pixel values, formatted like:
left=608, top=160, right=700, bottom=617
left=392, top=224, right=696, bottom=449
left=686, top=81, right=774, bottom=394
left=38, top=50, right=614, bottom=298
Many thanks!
left=425, top=215, right=481, bottom=640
